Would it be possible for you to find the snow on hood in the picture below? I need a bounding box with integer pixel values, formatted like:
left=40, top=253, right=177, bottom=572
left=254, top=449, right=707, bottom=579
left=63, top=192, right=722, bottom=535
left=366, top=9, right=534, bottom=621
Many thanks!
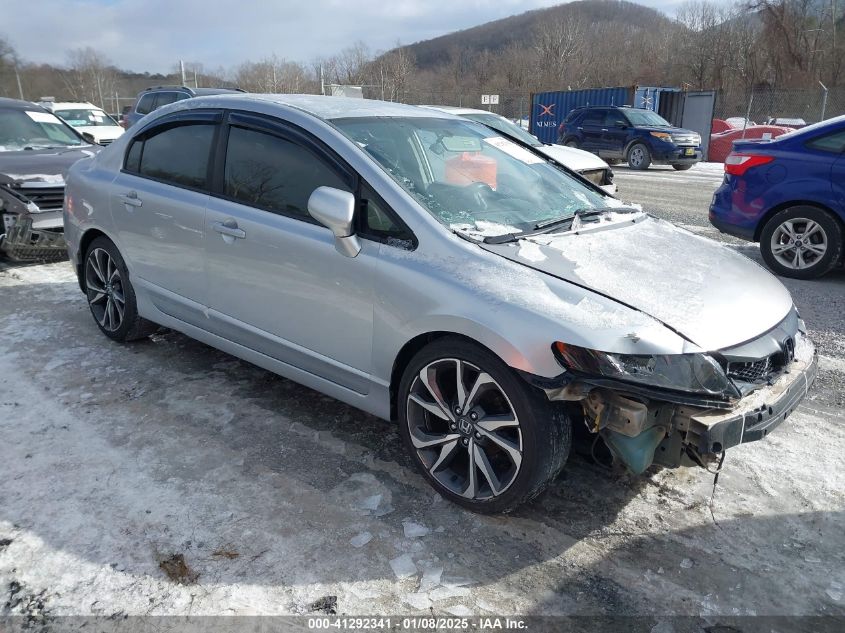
left=536, top=144, right=609, bottom=172
left=481, top=215, right=793, bottom=351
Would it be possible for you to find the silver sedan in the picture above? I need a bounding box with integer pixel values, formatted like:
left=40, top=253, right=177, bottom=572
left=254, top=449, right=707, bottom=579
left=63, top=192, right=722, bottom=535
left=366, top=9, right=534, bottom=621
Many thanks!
left=63, top=95, right=817, bottom=512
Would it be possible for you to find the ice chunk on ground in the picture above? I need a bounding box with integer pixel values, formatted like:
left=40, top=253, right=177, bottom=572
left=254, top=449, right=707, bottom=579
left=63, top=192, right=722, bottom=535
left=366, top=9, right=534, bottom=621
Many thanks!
left=389, top=554, right=418, bottom=579
left=419, top=566, right=443, bottom=592
left=446, top=605, right=474, bottom=616
left=350, top=532, right=372, bottom=548
left=680, top=558, right=693, bottom=569
left=403, top=593, right=432, bottom=610
left=403, top=521, right=429, bottom=538
left=430, top=585, right=470, bottom=601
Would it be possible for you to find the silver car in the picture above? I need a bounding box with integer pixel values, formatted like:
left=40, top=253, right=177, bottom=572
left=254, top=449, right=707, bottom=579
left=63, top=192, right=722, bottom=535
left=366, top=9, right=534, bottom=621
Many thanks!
left=64, top=95, right=817, bottom=513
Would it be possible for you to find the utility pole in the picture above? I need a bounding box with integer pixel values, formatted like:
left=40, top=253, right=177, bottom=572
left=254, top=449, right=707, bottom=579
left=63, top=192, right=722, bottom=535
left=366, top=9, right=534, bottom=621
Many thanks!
left=180, top=59, right=186, bottom=85
left=320, top=64, right=325, bottom=96
left=14, top=60, right=24, bottom=100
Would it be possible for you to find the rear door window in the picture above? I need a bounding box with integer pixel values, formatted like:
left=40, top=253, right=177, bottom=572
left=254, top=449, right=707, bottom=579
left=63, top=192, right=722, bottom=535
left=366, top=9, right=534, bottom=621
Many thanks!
left=127, top=123, right=216, bottom=190
left=153, top=92, right=180, bottom=111
left=581, top=110, right=604, bottom=125
left=135, top=94, right=155, bottom=115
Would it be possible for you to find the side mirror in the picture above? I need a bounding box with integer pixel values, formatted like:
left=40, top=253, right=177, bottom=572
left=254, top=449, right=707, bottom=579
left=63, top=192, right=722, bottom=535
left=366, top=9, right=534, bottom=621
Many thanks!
left=307, top=186, right=361, bottom=258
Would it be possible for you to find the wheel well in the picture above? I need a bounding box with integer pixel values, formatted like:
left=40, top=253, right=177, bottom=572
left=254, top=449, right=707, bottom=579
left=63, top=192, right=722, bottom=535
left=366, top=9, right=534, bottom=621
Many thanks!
left=388, top=332, right=503, bottom=421
left=77, top=228, right=108, bottom=292
left=753, top=200, right=843, bottom=241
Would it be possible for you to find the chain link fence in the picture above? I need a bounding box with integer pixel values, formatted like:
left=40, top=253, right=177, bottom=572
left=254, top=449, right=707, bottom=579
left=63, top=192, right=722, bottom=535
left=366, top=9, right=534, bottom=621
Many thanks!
left=715, top=86, right=845, bottom=125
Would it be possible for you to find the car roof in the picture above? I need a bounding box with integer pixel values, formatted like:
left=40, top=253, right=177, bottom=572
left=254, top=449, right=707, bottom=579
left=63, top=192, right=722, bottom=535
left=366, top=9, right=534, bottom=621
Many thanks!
left=187, top=94, right=455, bottom=121
left=0, top=97, right=48, bottom=111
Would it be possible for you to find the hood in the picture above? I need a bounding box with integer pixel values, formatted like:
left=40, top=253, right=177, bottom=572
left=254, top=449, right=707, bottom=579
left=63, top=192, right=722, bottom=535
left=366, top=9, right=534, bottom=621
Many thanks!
left=0, top=146, right=98, bottom=186
left=638, top=125, right=694, bottom=135
left=481, top=214, right=793, bottom=351
left=537, top=144, right=609, bottom=171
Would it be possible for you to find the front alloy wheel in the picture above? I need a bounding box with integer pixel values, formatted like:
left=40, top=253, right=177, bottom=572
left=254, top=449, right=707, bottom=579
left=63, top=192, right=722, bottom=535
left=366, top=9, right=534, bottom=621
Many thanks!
left=398, top=337, right=571, bottom=513
left=407, top=359, right=522, bottom=500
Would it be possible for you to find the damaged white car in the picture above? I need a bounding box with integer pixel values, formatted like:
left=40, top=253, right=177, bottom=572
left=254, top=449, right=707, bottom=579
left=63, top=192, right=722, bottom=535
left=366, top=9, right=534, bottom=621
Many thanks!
left=0, top=97, right=97, bottom=261
left=64, top=96, right=817, bottom=512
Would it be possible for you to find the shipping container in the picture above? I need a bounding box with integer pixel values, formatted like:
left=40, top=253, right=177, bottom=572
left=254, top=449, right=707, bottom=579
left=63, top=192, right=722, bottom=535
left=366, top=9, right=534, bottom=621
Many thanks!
left=530, top=86, right=682, bottom=143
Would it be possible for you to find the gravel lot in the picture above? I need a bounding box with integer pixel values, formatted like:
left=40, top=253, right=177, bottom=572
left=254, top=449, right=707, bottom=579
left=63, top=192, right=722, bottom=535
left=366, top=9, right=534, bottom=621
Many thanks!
left=1, top=163, right=843, bottom=623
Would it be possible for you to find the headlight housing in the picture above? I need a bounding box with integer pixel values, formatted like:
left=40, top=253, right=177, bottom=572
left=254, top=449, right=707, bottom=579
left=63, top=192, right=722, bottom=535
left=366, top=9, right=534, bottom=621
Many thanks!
left=650, top=131, right=673, bottom=142
left=553, top=342, right=738, bottom=397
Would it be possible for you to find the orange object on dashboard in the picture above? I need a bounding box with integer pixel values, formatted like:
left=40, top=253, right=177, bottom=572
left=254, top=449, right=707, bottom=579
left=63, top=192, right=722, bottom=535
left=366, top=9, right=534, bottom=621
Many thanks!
left=445, top=152, right=497, bottom=189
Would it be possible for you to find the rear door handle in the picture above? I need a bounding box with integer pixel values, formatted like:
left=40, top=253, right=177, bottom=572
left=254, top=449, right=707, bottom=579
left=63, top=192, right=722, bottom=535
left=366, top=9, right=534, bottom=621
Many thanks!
left=119, top=191, right=142, bottom=207
left=212, top=220, right=246, bottom=240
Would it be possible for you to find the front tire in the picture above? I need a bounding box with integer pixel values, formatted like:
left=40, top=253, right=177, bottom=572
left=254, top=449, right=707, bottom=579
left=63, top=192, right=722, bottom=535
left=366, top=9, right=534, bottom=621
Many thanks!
left=84, top=236, right=158, bottom=341
left=759, top=206, right=842, bottom=279
left=398, top=337, right=571, bottom=513
left=564, top=139, right=579, bottom=148
left=672, top=164, right=693, bottom=171
left=627, top=143, right=652, bottom=170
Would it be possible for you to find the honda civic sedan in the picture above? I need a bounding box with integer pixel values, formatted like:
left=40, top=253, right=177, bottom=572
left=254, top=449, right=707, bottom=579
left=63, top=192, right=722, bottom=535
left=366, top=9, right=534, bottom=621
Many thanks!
left=64, top=95, right=817, bottom=513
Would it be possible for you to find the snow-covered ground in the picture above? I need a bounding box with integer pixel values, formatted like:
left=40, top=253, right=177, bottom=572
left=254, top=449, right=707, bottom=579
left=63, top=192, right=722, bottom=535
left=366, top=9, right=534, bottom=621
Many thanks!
left=1, top=258, right=843, bottom=624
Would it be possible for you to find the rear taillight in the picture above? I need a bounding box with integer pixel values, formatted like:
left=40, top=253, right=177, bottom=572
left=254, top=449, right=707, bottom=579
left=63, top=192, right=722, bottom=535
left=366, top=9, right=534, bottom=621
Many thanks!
left=724, top=153, right=775, bottom=176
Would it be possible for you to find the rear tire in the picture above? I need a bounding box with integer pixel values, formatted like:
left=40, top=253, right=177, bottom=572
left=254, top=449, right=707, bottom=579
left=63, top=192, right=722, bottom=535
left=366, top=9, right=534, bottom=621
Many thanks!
left=759, top=206, right=842, bottom=279
left=84, top=236, right=158, bottom=342
left=564, top=139, right=579, bottom=148
left=672, top=164, right=693, bottom=171
left=397, top=337, right=571, bottom=513
left=627, top=143, right=652, bottom=170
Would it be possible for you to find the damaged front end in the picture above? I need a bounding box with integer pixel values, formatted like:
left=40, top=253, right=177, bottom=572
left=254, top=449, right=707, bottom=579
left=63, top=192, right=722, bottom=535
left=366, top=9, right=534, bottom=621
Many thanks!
left=538, top=320, right=817, bottom=474
left=0, top=178, right=67, bottom=262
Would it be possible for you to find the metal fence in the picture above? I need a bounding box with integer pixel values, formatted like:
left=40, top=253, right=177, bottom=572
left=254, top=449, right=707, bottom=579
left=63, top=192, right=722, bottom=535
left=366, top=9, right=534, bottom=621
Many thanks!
left=714, top=85, right=845, bottom=125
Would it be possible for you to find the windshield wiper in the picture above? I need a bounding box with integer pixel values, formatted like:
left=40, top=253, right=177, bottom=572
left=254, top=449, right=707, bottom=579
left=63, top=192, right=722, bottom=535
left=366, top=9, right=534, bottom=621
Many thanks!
left=482, top=207, right=629, bottom=244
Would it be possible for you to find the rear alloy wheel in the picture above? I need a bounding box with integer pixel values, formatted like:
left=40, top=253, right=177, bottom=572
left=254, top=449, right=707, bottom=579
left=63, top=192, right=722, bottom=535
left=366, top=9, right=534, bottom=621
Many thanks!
left=760, top=206, right=842, bottom=279
left=672, top=164, right=693, bottom=171
left=627, top=143, right=652, bottom=170
left=564, top=139, right=579, bottom=148
left=398, top=337, right=570, bottom=513
left=84, top=236, right=158, bottom=341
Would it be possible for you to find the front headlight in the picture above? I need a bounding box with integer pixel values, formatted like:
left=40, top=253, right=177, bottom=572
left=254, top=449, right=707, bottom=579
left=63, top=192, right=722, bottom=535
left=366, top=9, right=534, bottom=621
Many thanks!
left=650, top=131, right=672, bottom=142
left=553, top=342, right=738, bottom=397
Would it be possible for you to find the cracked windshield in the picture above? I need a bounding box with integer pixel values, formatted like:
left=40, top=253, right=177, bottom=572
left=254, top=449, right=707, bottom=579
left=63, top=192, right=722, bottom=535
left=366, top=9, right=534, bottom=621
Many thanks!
left=333, top=116, right=610, bottom=238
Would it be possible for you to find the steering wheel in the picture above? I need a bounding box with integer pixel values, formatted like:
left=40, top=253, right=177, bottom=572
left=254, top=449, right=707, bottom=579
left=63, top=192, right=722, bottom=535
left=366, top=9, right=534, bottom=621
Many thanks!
left=464, top=181, right=494, bottom=210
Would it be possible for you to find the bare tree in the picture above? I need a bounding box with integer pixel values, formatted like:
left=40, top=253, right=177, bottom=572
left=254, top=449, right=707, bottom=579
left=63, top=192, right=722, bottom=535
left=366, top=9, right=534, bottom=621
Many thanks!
left=62, top=47, right=116, bottom=108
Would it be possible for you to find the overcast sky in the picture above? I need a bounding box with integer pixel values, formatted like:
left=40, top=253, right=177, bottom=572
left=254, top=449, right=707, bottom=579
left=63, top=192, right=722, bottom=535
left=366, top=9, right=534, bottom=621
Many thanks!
left=2, top=0, right=685, bottom=73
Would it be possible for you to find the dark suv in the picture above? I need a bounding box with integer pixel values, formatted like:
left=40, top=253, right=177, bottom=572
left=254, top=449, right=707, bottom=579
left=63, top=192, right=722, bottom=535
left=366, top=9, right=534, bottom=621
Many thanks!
left=122, top=85, right=244, bottom=129
left=558, top=106, right=702, bottom=170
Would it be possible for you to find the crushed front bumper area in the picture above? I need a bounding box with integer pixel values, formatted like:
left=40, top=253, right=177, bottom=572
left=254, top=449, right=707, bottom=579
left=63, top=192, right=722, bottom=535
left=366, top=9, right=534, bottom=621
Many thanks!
left=542, top=347, right=818, bottom=474
left=1, top=214, right=67, bottom=262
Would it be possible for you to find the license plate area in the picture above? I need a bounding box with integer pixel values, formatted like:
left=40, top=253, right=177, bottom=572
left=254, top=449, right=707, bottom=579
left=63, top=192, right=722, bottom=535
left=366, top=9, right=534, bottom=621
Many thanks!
left=684, top=147, right=695, bottom=156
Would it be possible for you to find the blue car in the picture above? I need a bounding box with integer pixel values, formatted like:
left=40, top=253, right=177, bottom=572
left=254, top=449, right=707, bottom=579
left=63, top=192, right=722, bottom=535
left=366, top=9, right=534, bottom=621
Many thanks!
left=557, top=105, right=702, bottom=170
left=709, top=115, right=845, bottom=279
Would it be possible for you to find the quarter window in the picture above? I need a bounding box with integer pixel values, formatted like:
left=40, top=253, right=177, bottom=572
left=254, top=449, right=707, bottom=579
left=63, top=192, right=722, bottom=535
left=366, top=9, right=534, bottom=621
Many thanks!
left=127, top=123, right=215, bottom=189
left=223, top=125, right=350, bottom=218
left=360, top=184, right=414, bottom=246
left=806, top=129, right=845, bottom=153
